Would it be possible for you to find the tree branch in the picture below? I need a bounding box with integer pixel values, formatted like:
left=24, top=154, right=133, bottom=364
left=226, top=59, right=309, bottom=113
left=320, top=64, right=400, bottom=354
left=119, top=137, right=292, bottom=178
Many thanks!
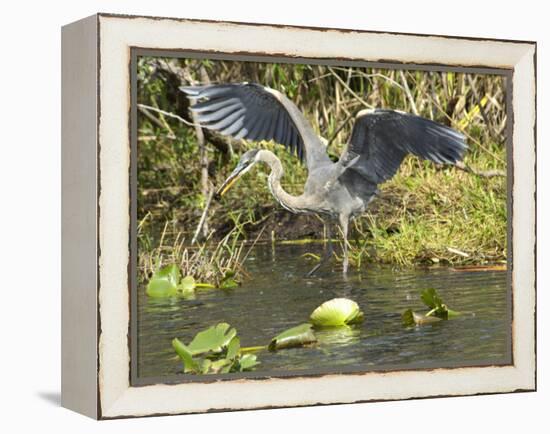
left=138, top=103, right=198, bottom=128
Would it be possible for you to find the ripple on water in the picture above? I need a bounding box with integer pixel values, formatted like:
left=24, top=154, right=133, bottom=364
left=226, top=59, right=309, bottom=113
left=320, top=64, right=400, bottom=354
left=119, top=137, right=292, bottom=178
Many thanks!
left=136, top=245, right=510, bottom=379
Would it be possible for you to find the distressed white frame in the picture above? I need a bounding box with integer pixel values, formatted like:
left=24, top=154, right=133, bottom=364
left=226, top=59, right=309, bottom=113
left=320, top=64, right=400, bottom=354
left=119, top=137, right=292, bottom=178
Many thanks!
left=62, top=13, right=536, bottom=419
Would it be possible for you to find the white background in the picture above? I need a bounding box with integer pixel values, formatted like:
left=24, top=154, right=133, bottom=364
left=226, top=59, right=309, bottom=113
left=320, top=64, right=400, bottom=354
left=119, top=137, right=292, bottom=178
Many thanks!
left=0, top=1, right=546, bottom=432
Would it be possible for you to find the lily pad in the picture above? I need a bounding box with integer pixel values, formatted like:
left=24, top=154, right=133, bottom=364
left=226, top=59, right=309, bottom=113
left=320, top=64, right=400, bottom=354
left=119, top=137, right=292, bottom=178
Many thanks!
left=421, top=288, right=443, bottom=310
left=187, top=323, right=237, bottom=356
left=238, top=353, right=260, bottom=370
left=146, top=264, right=220, bottom=297
left=226, top=336, right=240, bottom=360
left=173, top=323, right=260, bottom=374
left=268, top=323, right=317, bottom=351
left=310, top=298, right=364, bottom=327
left=420, top=288, right=461, bottom=319
left=219, top=278, right=239, bottom=289
left=219, top=270, right=239, bottom=289
left=146, top=264, right=181, bottom=298
left=177, top=275, right=196, bottom=294
left=209, top=358, right=233, bottom=374
left=199, top=359, right=212, bottom=374
left=172, top=338, right=199, bottom=373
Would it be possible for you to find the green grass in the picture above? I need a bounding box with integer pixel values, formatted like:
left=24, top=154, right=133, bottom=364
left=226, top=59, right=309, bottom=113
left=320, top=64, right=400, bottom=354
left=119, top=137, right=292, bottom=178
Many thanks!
left=347, top=149, right=506, bottom=266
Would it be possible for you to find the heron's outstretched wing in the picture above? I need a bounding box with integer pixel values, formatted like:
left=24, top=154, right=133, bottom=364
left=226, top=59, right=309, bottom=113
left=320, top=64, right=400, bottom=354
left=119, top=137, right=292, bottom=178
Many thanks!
left=181, top=83, right=331, bottom=169
left=339, top=109, right=467, bottom=190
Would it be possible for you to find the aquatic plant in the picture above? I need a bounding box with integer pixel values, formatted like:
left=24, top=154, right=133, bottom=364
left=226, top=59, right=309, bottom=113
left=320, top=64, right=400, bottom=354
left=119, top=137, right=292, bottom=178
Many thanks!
left=402, top=288, right=461, bottom=326
left=139, top=220, right=248, bottom=293
left=172, top=297, right=366, bottom=374
left=172, top=323, right=259, bottom=374
left=268, top=323, right=317, bottom=351
left=145, top=264, right=181, bottom=298
left=420, top=287, right=461, bottom=319
left=402, top=309, right=442, bottom=326
left=268, top=298, right=364, bottom=352
left=218, top=270, right=239, bottom=289
left=310, top=298, right=364, bottom=327
left=146, top=263, right=215, bottom=298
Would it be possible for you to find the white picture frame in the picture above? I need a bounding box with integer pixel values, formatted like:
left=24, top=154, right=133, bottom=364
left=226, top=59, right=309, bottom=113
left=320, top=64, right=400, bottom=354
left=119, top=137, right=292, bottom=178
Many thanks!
left=61, top=13, right=536, bottom=419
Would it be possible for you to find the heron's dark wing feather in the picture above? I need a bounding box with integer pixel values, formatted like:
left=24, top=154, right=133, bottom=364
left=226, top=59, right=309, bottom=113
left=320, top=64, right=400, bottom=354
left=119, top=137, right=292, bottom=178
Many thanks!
left=340, top=109, right=467, bottom=188
left=181, top=83, right=331, bottom=169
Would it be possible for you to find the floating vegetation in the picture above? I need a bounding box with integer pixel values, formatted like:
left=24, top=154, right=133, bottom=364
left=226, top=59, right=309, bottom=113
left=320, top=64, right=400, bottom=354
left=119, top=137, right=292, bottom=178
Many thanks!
left=145, top=264, right=195, bottom=298
left=172, top=297, right=366, bottom=374
left=146, top=264, right=216, bottom=298
left=268, top=323, right=317, bottom=351
left=172, top=323, right=259, bottom=374
left=140, top=221, right=249, bottom=294
left=310, top=298, right=364, bottom=327
left=402, top=288, right=461, bottom=326
left=218, top=270, right=239, bottom=289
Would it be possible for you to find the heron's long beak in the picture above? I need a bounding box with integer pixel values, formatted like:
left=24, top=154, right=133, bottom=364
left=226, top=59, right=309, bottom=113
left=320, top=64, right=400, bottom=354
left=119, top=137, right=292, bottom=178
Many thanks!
left=215, top=162, right=251, bottom=198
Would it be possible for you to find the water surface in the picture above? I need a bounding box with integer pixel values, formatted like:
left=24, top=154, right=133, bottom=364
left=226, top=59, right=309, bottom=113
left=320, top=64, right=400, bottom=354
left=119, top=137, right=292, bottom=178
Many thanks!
left=137, top=245, right=510, bottom=381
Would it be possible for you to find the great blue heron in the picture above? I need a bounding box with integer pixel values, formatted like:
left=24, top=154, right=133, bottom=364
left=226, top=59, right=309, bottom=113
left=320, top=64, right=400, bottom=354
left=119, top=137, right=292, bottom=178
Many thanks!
left=181, top=83, right=467, bottom=275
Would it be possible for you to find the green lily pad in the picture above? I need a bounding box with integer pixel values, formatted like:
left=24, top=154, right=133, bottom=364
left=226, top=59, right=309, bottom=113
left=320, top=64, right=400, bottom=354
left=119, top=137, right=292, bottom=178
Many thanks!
left=173, top=323, right=261, bottom=375
left=172, top=338, right=199, bottom=373
left=177, top=275, right=196, bottom=294
left=219, top=278, right=239, bottom=289
left=146, top=265, right=218, bottom=298
left=421, top=288, right=443, bottom=310
left=199, top=359, right=212, bottom=374
left=420, top=288, right=461, bottom=319
left=446, top=308, right=461, bottom=319
left=218, top=270, right=239, bottom=289
left=310, top=298, right=364, bottom=327
left=210, top=358, right=233, bottom=373
left=226, top=336, right=240, bottom=360
left=146, top=264, right=181, bottom=298
left=187, top=323, right=237, bottom=356
left=268, top=323, right=317, bottom=351
left=239, top=353, right=260, bottom=370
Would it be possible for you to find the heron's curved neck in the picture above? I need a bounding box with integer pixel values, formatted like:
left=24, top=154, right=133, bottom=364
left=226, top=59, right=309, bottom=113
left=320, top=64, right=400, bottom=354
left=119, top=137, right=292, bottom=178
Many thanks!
left=257, top=150, right=304, bottom=213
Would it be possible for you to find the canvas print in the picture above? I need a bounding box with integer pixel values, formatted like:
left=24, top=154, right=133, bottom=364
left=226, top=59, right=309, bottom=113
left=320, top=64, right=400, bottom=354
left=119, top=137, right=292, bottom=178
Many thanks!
left=134, top=55, right=509, bottom=381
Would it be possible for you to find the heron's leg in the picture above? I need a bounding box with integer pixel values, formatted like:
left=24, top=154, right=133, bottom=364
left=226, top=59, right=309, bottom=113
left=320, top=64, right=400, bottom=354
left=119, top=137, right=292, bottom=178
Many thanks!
left=340, top=216, right=350, bottom=274
left=306, top=222, right=333, bottom=277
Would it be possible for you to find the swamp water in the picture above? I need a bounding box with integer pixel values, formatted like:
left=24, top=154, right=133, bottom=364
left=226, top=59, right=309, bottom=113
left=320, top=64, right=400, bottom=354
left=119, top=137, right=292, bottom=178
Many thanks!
left=137, top=245, right=510, bottom=381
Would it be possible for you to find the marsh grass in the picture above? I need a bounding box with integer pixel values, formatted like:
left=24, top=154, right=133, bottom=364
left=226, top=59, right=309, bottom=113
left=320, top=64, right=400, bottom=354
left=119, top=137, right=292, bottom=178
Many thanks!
left=137, top=57, right=507, bottom=275
left=138, top=220, right=251, bottom=286
left=344, top=151, right=506, bottom=266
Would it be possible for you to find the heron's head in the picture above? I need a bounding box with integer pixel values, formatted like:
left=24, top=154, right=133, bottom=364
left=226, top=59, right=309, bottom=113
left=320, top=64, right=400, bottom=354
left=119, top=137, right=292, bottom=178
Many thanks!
left=216, top=149, right=260, bottom=198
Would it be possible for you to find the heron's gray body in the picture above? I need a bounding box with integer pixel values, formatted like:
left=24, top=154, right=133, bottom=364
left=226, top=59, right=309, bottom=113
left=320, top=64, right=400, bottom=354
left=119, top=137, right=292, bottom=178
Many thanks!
left=263, top=151, right=370, bottom=218
left=299, top=163, right=374, bottom=218
left=182, top=82, right=468, bottom=274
